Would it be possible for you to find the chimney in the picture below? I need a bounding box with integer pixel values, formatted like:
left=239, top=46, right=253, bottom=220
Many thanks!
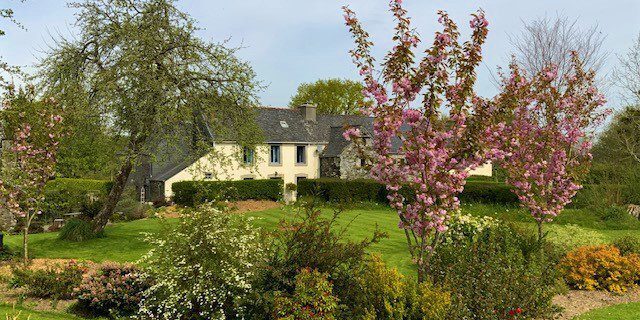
left=299, top=103, right=317, bottom=122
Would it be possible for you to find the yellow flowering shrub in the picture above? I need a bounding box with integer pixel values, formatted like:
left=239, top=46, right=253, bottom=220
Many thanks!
left=560, top=245, right=640, bottom=293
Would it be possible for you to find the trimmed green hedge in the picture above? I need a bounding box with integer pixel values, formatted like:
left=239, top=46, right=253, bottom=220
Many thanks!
left=172, top=179, right=283, bottom=206
left=298, top=178, right=518, bottom=205
left=46, top=178, right=113, bottom=194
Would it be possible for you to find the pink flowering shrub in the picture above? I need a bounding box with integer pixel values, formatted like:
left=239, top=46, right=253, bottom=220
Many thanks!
left=74, top=262, right=150, bottom=317
left=492, top=56, right=610, bottom=238
left=0, top=88, right=64, bottom=262
left=343, top=1, right=506, bottom=280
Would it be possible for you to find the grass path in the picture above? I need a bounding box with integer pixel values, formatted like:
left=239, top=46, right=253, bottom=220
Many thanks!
left=573, top=302, right=640, bottom=320
left=0, top=304, right=81, bottom=320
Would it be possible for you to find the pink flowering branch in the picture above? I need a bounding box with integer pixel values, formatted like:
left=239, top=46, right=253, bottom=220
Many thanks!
left=492, top=54, right=610, bottom=240
left=344, top=1, right=505, bottom=281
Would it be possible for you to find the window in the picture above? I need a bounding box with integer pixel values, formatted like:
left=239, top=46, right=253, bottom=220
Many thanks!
left=243, top=177, right=254, bottom=180
left=270, top=145, right=281, bottom=164
left=296, top=145, right=306, bottom=164
left=243, top=147, right=254, bottom=165
left=296, top=176, right=307, bottom=184
left=204, top=172, right=213, bottom=180
left=359, top=158, right=366, bottom=167
left=270, top=176, right=283, bottom=180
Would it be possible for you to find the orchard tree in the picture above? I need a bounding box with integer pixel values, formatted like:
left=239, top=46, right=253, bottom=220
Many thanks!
left=289, top=78, right=369, bottom=115
left=343, top=1, right=506, bottom=281
left=0, top=88, right=64, bottom=263
left=493, top=55, right=609, bottom=240
left=40, top=0, right=261, bottom=232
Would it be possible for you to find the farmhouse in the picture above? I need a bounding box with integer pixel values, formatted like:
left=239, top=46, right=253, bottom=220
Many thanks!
left=135, top=104, right=493, bottom=201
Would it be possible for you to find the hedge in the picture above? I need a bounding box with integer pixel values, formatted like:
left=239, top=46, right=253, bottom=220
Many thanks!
left=298, top=178, right=518, bottom=205
left=46, top=178, right=113, bottom=195
left=172, top=179, right=283, bottom=206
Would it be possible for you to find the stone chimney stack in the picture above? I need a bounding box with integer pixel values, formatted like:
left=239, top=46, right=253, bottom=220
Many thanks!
left=299, top=103, right=317, bottom=122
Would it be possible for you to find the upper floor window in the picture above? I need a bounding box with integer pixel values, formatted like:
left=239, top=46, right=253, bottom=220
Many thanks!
left=270, top=145, right=281, bottom=165
left=296, top=145, right=306, bottom=164
left=243, top=147, right=255, bottom=165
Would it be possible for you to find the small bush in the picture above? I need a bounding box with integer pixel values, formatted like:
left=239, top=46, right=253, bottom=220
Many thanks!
left=613, top=235, right=640, bottom=256
left=75, top=262, right=150, bottom=317
left=459, top=181, right=519, bottom=205
left=272, top=268, right=339, bottom=320
left=10, top=261, right=87, bottom=299
left=349, top=255, right=451, bottom=320
left=138, top=205, right=264, bottom=319
left=58, top=219, right=101, bottom=242
left=246, top=201, right=386, bottom=319
left=429, top=225, right=561, bottom=319
left=560, top=245, right=640, bottom=292
left=172, top=179, right=283, bottom=206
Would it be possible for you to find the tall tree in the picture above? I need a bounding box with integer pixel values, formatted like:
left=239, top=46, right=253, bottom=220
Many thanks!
left=614, top=34, right=640, bottom=104
left=289, top=78, right=368, bottom=115
left=40, top=0, right=260, bottom=232
left=510, top=14, right=607, bottom=84
left=0, top=0, right=25, bottom=87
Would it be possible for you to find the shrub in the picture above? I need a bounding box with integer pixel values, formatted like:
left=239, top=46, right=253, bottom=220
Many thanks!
left=429, top=225, right=561, bottom=319
left=172, top=179, right=283, bottom=206
left=246, top=201, right=386, bottom=319
left=458, top=181, right=519, bottom=205
left=9, top=261, right=87, bottom=299
left=441, top=212, right=499, bottom=244
left=58, top=219, right=101, bottom=242
left=74, top=262, right=150, bottom=317
left=613, top=235, right=640, bottom=256
left=272, top=268, right=339, bottom=320
left=45, top=178, right=113, bottom=195
left=560, top=245, right=640, bottom=292
left=138, top=205, right=264, bottom=319
left=350, top=255, right=451, bottom=320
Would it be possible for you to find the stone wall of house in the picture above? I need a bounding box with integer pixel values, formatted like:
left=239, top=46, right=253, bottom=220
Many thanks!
left=320, top=157, right=340, bottom=178
left=0, top=207, right=16, bottom=233
left=339, top=143, right=372, bottom=180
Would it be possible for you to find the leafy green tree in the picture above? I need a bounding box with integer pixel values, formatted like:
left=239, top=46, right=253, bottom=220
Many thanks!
left=40, top=0, right=261, bottom=232
left=593, top=106, right=640, bottom=165
left=289, top=78, right=368, bottom=115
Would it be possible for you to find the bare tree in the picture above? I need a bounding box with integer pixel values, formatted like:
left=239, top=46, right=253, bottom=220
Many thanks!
left=510, top=14, right=607, bottom=82
left=614, top=34, right=640, bottom=105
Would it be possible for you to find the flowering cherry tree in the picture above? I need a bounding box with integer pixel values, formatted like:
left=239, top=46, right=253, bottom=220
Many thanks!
left=0, top=92, right=63, bottom=262
left=343, top=1, right=506, bottom=281
left=493, top=55, right=609, bottom=240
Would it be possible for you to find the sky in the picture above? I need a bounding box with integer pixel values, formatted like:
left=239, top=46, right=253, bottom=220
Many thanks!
left=1, top=0, right=639, bottom=110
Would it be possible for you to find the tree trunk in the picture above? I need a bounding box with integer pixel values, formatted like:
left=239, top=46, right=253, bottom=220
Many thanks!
left=92, top=157, right=134, bottom=233
left=23, top=226, right=29, bottom=264
left=537, top=220, right=544, bottom=242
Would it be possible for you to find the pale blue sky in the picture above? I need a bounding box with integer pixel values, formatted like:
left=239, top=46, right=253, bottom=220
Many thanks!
left=1, top=0, right=639, bottom=109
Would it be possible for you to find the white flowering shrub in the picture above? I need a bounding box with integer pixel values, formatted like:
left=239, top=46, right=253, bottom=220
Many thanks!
left=138, top=205, right=264, bottom=319
left=441, top=212, right=499, bottom=244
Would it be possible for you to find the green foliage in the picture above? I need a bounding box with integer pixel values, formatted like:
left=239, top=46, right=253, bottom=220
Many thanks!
left=139, top=205, right=264, bottom=319
left=613, top=235, right=640, bottom=256
left=298, top=178, right=519, bottom=205
left=247, top=201, right=386, bottom=319
left=429, top=225, right=562, bottom=319
left=75, top=262, right=150, bottom=317
left=58, top=219, right=102, bottom=242
left=9, top=261, right=86, bottom=299
left=172, top=179, right=283, bottom=206
left=289, top=78, right=368, bottom=115
left=45, top=178, right=113, bottom=195
left=272, top=268, right=339, bottom=320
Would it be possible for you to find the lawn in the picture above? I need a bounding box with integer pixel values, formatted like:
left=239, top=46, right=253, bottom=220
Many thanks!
left=4, top=203, right=639, bottom=275
left=0, top=304, right=81, bottom=320
left=574, top=302, right=640, bottom=320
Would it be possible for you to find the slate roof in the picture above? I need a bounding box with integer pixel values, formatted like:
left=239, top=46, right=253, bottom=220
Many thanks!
left=249, top=107, right=374, bottom=143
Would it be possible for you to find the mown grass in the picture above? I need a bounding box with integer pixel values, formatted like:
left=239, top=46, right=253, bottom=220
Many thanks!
left=574, top=302, right=640, bottom=320
left=0, top=304, right=82, bottom=320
